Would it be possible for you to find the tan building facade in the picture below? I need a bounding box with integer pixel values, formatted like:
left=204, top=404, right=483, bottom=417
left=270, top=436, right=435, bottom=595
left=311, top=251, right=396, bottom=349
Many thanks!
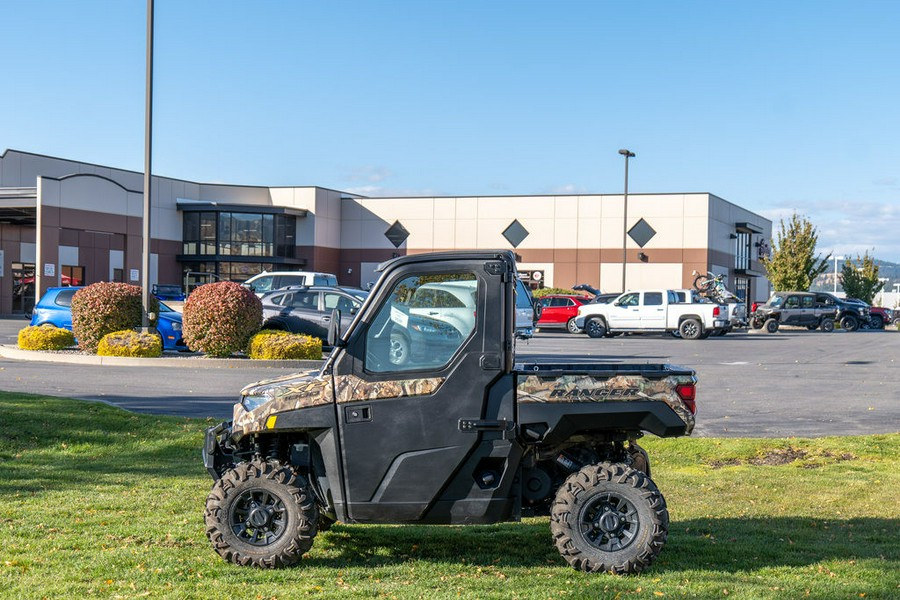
left=0, top=149, right=771, bottom=315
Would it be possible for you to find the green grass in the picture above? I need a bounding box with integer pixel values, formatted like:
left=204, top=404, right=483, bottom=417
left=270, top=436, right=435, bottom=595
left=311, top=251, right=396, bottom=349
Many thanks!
left=0, top=392, right=897, bottom=599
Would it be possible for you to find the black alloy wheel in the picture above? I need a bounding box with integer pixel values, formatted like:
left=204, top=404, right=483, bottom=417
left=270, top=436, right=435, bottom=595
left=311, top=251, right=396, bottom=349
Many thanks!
left=585, top=318, right=607, bottom=339
left=764, top=318, right=779, bottom=334
left=840, top=315, right=859, bottom=332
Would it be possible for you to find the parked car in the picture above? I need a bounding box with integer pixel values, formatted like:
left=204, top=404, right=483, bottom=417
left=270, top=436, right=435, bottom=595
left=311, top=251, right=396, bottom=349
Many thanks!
left=750, top=292, right=836, bottom=333
left=151, top=283, right=185, bottom=302
left=673, top=289, right=747, bottom=334
left=260, top=285, right=369, bottom=342
left=574, top=289, right=728, bottom=339
left=812, top=292, right=869, bottom=331
left=514, top=279, right=539, bottom=339
left=30, top=286, right=187, bottom=350
left=536, top=294, right=593, bottom=333
left=242, top=271, right=339, bottom=297
left=572, top=284, right=619, bottom=305
left=866, top=306, right=893, bottom=329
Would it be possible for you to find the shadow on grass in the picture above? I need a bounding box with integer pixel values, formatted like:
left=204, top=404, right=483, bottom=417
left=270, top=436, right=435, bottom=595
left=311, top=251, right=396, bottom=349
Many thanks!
left=307, top=516, right=898, bottom=573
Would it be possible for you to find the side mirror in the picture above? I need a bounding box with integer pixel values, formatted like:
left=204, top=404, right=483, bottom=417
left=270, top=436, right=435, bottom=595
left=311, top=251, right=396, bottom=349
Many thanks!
left=327, top=308, right=345, bottom=348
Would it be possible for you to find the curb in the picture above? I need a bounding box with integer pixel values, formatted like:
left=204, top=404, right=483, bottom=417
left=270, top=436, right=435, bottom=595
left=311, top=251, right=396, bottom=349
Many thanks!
left=0, top=344, right=325, bottom=369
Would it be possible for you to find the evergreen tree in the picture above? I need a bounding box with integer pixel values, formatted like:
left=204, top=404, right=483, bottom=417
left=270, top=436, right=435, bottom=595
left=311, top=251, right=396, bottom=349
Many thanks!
left=840, top=252, right=884, bottom=304
left=762, top=214, right=830, bottom=291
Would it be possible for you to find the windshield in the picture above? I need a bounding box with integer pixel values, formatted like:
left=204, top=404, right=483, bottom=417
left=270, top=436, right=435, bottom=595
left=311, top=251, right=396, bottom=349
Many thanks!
left=768, top=295, right=783, bottom=308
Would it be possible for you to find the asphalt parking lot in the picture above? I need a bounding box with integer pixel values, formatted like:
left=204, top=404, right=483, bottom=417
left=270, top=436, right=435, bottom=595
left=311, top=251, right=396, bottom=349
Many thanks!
left=1, top=315, right=897, bottom=437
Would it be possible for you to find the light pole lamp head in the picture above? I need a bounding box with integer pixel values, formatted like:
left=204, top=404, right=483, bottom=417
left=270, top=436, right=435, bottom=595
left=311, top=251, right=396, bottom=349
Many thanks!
left=619, top=149, right=635, bottom=158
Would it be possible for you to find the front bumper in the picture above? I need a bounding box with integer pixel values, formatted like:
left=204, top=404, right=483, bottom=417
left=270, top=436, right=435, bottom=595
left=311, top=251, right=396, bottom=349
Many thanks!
left=202, top=421, right=234, bottom=481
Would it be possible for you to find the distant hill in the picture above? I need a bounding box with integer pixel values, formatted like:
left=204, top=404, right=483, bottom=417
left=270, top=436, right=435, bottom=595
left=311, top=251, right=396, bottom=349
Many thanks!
left=811, top=258, right=899, bottom=293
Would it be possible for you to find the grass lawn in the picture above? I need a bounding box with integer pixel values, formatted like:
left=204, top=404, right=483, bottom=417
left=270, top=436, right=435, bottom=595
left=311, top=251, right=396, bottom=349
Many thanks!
left=0, top=392, right=897, bottom=599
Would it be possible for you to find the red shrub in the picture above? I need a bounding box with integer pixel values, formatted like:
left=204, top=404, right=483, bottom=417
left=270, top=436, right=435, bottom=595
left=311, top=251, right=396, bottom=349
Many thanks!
left=71, top=283, right=158, bottom=353
left=182, top=282, right=262, bottom=357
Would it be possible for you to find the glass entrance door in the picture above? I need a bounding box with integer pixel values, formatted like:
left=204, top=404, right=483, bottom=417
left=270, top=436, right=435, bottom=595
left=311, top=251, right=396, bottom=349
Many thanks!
left=12, top=262, right=36, bottom=315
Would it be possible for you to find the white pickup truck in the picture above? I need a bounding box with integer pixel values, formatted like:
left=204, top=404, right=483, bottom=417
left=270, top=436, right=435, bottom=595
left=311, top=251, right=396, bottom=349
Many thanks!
left=574, top=289, right=728, bottom=339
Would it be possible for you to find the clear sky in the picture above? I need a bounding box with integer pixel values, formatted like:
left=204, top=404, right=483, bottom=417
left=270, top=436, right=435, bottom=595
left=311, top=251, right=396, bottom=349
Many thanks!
left=2, top=0, right=899, bottom=261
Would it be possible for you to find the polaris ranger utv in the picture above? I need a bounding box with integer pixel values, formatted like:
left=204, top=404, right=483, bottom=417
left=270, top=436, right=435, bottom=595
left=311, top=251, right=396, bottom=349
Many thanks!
left=202, top=250, right=697, bottom=574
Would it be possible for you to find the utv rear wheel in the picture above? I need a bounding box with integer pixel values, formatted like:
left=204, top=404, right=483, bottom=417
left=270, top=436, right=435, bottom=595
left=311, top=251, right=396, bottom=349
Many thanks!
left=551, top=463, right=668, bottom=574
left=205, top=460, right=318, bottom=568
left=566, top=318, right=582, bottom=334
left=764, top=318, right=779, bottom=333
left=585, top=318, right=607, bottom=339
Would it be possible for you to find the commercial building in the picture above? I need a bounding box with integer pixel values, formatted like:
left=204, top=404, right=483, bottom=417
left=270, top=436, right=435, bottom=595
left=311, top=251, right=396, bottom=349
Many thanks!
left=0, top=148, right=771, bottom=315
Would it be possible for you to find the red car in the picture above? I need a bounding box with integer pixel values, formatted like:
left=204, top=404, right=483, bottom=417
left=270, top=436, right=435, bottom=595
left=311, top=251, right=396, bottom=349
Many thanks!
left=536, top=294, right=593, bottom=333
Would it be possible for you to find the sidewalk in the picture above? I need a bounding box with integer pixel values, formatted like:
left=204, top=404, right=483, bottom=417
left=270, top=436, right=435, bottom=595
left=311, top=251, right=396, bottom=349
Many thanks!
left=0, top=344, right=325, bottom=369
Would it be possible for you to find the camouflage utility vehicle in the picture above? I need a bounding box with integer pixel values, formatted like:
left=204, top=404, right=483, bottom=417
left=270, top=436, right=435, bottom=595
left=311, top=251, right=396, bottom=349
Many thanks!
left=202, top=250, right=698, bottom=574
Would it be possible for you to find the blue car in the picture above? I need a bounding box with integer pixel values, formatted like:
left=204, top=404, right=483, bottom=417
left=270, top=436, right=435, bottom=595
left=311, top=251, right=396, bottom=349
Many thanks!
left=30, top=287, right=186, bottom=350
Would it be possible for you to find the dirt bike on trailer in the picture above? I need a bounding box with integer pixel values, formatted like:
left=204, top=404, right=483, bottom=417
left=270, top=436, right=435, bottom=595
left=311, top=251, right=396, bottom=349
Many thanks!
left=202, top=250, right=698, bottom=574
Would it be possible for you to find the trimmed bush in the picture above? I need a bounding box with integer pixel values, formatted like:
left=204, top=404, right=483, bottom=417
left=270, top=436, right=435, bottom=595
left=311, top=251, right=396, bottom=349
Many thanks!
left=532, top=287, right=583, bottom=298
left=17, top=325, right=76, bottom=351
left=182, top=282, right=262, bottom=358
left=248, top=330, right=323, bottom=360
left=71, top=283, right=158, bottom=353
left=97, top=329, right=163, bottom=358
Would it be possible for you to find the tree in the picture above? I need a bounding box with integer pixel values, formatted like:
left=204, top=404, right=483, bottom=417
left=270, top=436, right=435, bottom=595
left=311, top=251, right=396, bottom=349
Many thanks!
left=762, top=214, right=830, bottom=291
left=840, top=252, right=884, bottom=304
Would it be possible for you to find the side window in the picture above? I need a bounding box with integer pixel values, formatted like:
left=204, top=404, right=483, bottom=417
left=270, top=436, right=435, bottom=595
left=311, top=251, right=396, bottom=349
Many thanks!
left=55, top=290, right=77, bottom=307
left=644, top=292, right=663, bottom=306
left=802, top=296, right=815, bottom=308
left=251, top=276, right=274, bottom=293
left=279, top=275, right=306, bottom=288
left=290, top=291, right=319, bottom=309
left=267, top=293, right=290, bottom=306
left=324, top=292, right=356, bottom=313
left=540, top=297, right=552, bottom=308
left=365, top=273, right=477, bottom=373
left=785, top=296, right=800, bottom=309
left=619, top=293, right=639, bottom=306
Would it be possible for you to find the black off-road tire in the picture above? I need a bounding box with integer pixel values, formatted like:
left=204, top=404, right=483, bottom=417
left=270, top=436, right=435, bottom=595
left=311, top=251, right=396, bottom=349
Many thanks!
left=566, top=318, right=582, bottom=334
left=692, top=274, right=711, bottom=292
left=869, top=315, right=884, bottom=330
left=820, top=318, right=835, bottom=332
left=585, top=318, right=608, bottom=339
left=551, top=462, right=668, bottom=574
left=678, top=318, right=702, bottom=340
left=205, top=460, right=318, bottom=568
left=840, top=315, right=859, bottom=332
left=749, top=315, right=764, bottom=330
left=764, top=318, right=779, bottom=334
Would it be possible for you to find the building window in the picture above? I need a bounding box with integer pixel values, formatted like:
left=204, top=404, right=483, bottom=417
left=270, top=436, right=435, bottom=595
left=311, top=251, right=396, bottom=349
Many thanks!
left=734, top=232, right=750, bottom=271
left=61, top=265, right=84, bottom=286
left=113, top=268, right=124, bottom=283
left=182, top=211, right=295, bottom=259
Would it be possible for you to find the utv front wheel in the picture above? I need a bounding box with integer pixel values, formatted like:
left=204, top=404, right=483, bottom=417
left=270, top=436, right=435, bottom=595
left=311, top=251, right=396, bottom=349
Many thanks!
left=205, top=460, right=318, bottom=568
left=551, top=463, right=668, bottom=574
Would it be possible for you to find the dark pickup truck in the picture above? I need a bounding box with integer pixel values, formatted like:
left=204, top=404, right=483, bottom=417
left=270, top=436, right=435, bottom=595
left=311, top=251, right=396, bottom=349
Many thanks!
left=202, top=250, right=697, bottom=574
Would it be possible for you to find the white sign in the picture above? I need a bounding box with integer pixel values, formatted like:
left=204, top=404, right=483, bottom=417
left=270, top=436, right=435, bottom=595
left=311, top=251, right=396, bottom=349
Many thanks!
left=44, top=263, right=55, bottom=277
left=130, top=269, right=140, bottom=282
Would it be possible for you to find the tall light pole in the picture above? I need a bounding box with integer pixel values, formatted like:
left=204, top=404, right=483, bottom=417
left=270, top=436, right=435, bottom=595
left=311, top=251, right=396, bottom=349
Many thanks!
left=833, top=255, right=844, bottom=294
left=142, top=0, right=155, bottom=332
left=619, top=149, right=635, bottom=293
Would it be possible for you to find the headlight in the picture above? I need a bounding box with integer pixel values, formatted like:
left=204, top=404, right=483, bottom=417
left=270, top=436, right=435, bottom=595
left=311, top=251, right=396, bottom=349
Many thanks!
left=241, top=394, right=270, bottom=411
left=171, top=322, right=182, bottom=331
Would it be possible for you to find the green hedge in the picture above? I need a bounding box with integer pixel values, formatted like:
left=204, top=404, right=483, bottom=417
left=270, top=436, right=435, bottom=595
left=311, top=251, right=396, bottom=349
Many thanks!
left=97, top=330, right=163, bottom=358
left=182, top=282, right=262, bottom=358
left=71, top=283, right=157, bottom=353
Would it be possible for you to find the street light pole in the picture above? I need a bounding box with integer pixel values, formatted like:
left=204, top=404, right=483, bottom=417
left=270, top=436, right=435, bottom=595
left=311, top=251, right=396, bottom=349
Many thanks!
left=619, top=149, right=635, bottom=293
left=142, top=0, right=155, bottom=332
left=833, top=255, right=844, bottom=294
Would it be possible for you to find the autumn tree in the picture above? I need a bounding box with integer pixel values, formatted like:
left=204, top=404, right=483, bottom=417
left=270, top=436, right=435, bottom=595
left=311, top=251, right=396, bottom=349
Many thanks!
left=762, top=213, right=830, bottom=291
left=840, top=252, right=884, bottom=304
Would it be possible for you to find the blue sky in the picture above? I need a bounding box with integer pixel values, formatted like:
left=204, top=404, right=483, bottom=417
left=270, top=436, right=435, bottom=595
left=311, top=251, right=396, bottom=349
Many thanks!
left=2, top=1, right=899, bottom=261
